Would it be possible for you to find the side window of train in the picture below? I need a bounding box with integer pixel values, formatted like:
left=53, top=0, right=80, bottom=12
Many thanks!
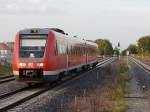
left=61, top=43, right=64, bottom=54
left=74, top=46, right=76, bottom=55
left=55, top=41, right=58, bottom=56
left=65, top=43, right=68, bottom=55
left=57, top=41, right=59, bottom=55
left=57, top=41, right=62, bottom=55
left=64, top=43, right=67, bottom=54
left=75, top=46, right=77, bottom=55
left=62, top=42, right=66, bottom=55
left=79, top=47, right=81, bottom=55
left=82, top=47, right=84, bottom=55
left=60, top=43, right=63, bottom=54
left=71, top=45, right=73, bottom=55
left=80, top=47, right=82, bottom=55
left=62, top=43, right=64, bottom=54
left=66, top=43, right=69, bottom=55
left=58, top=41, right=61, bottom=55
left=62, top=43, right=65, bottom=54
left=83, top=46, right=85, bottom=54
left=67, top=43, right=69, bottom=55
left=70, top=44, right=72, bottom=55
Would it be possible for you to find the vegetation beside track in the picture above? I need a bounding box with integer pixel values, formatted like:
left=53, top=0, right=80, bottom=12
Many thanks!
left=0, top=62, right=12, bottom=74
left=122, top=35, right=150, bottom=57
left=57, top=58, right=129, bottom=112
left=136, top=55, right=150, bottom=62
left=111, top=59, right=129, bottom=112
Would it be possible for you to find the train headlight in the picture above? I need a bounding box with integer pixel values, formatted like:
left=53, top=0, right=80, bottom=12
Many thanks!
left=40, top=63, right=44, bottom=67
left=19, top=63, right=23, bottom=67
left=37, top=63, right=44, bottom=67
left=19, top=63, right=26, bottom=67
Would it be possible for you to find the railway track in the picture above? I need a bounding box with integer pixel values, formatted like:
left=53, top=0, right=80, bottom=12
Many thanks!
left=130, top=57, right=150, bottom=72
left=127, top=57, right=150, bottom=112
left=0, top=75, right=15, bottom=84
left=0, top=57, right=116, bottom=112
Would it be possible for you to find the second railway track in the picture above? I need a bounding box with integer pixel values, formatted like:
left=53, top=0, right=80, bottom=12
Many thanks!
left=0, top=75, right=15, bottom=84
left=130, top=57, right=150, bottom=73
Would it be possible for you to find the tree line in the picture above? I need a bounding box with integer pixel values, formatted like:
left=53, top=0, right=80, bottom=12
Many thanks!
left=95, top=39, right=115, bottom=55
left=122, top=35, right=150, bottom=55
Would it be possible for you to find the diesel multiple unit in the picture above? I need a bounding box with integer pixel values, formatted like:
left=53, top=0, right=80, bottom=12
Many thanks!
left=12, top=28, right=98, bottom=84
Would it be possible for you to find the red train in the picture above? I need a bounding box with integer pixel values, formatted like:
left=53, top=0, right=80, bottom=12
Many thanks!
left=12, top=28, right=98, bottom=84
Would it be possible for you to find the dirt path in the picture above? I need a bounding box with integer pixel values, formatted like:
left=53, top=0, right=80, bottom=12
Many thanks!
left=127, top=61, right=150, bottom=112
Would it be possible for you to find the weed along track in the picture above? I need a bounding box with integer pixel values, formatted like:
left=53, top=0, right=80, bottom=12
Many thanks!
left=7, top=58, right=127, bottom=112
left=0, top=58, right=116, bottom=112
left=126, top=57, right=150, bottom=112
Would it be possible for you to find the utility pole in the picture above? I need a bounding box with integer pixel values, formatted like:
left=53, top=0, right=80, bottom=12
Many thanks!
left=118, top=42, right=120, bottom=60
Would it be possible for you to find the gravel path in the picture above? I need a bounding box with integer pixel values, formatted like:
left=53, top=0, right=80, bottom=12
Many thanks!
left=8, top=62, right=114, bottom=112
left=127, top=60, right=150, bottom=112
left=0, top=81, right=27, bottom=96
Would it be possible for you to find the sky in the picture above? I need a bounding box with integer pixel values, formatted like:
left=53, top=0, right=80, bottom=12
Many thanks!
left=0, top=0, right=150, bottom=49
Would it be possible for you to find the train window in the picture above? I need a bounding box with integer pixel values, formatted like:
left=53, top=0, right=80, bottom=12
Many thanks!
left=59, top=44, right=62, bottom=54
left=67, top=43, right=71, bottom=55
left=62, top=44, right=64, bottom=54
left=67, top=44, right=69, bottom=55
left=78, top=47, right=80, bottom=55
left=80, top=47, right=82, bottom=55
left=20, top=36, right=47, bottom=58
left=64, top=43, right=67, bottom=54
left=55, top=41, right=58, bottom=55
left=57, top=41, right=67, bottom=55
left=82, top=47, right=84, bottom=55
left=75, top=47, right=77, bottom=55
left=69, top=45, right=72, bottom=55
left=64, top=43, right=66, bottom=54
left=62, top=44, right=65, bottom=54
left=71, top=45, right=73, bottom=55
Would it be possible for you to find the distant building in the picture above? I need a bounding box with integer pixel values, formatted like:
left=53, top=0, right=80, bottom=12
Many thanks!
left=6, top=42, right=14, bottom=52
left=0, top=42, right=14, bottom=63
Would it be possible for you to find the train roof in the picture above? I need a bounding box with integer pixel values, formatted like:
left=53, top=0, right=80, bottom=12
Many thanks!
left=19, top=28, right=66, bottom=35
left=18, top=28, right=98, bottom=47
left=86, top=40, right=98, bottom=47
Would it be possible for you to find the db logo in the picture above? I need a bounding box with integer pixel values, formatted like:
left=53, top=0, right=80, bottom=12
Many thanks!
left=28, top=63, right=33, bottom=67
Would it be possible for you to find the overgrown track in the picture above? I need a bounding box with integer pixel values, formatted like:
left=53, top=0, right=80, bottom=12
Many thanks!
left=130, top=57, right=150, bottom=73
left=0, top=57, right=116, bottom=112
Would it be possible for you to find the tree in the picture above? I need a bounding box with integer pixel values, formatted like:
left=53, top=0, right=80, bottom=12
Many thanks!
left=121, top=49, right=127, bottom=56
left=95, top=39, right=114, bottom=55
left=114, top=46, right=120, bottom=55
left=127, top=44, right=138, bottom=54
left=138, top=36, right=150, bottom=54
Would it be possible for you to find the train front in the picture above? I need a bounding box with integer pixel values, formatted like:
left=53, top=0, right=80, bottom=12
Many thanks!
left=12, top=29, right=49, bottom=83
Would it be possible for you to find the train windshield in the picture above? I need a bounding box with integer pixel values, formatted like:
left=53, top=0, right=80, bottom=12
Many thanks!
left=20, top=35, right=47, bottom=58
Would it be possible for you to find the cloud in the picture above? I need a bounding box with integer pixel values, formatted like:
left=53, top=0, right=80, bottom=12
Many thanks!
left=0, top=0, right=150, bottom=16
left=28, top=0, right=46, bottom=4
left=0, top=0, right=70, bottom=15
left=5, top=0, right=48, bottom=12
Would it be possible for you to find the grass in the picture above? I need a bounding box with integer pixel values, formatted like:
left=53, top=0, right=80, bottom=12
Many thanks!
left=0, top=62, right=12, bottom=74
left=136, top=54, right=150, bottom=61
left=58, top=58, right=129, bottom=112
left=112, top=99, right=128, bottom=112
left=111, top=59, right=129, bottom=112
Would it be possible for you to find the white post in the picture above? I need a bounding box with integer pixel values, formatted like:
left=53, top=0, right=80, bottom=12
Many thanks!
left=126, top=51, right=129, bottom=66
